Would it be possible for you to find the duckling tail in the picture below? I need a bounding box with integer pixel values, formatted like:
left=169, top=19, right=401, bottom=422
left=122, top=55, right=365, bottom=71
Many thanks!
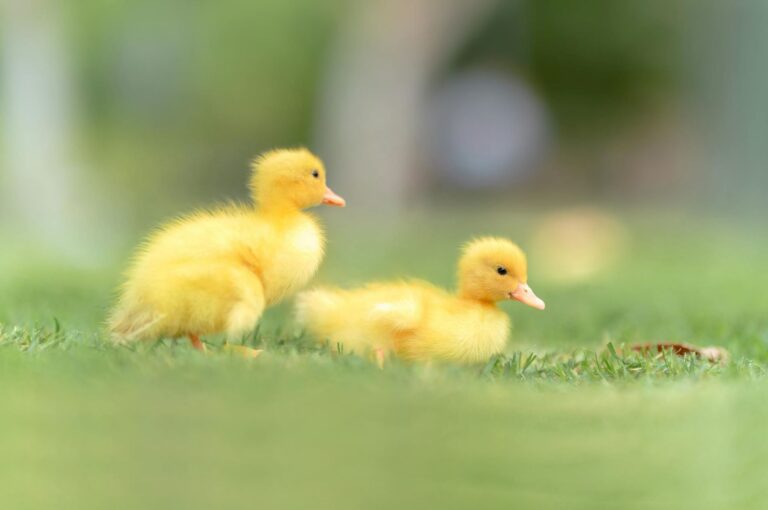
left=107, top=302, right=164, bottom=344
left=295, top=288, right=342, bottom=333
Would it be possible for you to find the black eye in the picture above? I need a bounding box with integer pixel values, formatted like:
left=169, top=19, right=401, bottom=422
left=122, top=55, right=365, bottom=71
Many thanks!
left=496, top=266, right=508, bottom=276
left=311, top=170, right=319, bottom=178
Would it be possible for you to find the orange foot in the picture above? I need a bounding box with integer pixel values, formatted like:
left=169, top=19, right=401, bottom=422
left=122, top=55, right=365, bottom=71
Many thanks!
left=188, top=334, right=207, bottom=352
left=374, top=347, right=385, bottom=370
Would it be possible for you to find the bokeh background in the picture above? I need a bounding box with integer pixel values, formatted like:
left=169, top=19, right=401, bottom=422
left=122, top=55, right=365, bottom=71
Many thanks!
left=3, top=0, right=768, bottom=350
left=3, top=0, right=768, bottom=331
left=2, top=0, right=767, bottom=256
left=2, top=2, right=768, bottom=509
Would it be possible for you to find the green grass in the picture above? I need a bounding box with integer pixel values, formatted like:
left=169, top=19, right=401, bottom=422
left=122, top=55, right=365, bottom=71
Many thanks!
left=1, top=208, right=768, bottom=509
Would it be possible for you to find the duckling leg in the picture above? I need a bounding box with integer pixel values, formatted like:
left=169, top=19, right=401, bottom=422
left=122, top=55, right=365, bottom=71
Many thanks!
left=374, top=347, right=385, bottom=370
left=225, top=304, right=265, bottom=359
left=224, top=274, right=265, bottom=358
left=188, top=333, right=207, bottom=352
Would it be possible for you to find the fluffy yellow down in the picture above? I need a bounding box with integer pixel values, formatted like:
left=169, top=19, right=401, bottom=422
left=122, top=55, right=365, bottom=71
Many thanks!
left=296, top=237, right=544, bottom=364
left=109, top=148, right=344, bottom=343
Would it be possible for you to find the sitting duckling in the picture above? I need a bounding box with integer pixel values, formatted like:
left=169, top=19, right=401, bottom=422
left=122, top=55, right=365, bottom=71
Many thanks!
left=109, top=148, right=345, bottom=352
left=296, top=237, right=544, bottom=365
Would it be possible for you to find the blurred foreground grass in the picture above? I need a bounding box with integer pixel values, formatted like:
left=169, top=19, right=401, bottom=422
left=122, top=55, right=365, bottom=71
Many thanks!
left=1, top=208, right=768, bottom=509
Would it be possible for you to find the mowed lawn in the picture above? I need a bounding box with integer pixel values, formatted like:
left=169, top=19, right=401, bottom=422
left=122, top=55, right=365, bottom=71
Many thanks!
left=1, top=208, right=767, bottom=510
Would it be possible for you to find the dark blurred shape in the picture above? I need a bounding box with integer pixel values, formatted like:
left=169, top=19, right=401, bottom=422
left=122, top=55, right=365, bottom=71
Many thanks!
left=523, top=0, right=682, bottom=130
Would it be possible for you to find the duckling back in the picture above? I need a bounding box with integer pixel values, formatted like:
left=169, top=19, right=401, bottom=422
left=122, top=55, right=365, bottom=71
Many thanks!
left=295, top=287, right=389, bottom=355
left=297, top=281, right=510, bottom=363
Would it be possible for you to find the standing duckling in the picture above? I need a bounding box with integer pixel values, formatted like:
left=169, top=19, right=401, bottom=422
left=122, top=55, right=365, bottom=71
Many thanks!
left=109, top=148, right=345, bottom=351
left=296, top=237, right=544, bottom=365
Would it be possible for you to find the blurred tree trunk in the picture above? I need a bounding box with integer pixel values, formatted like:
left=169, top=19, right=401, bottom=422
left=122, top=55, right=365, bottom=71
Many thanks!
left=1, top=0, right=85, bottom=257
left=314, top=0, right=499, bottom=215
left=691, top=0, right=768, bottom=213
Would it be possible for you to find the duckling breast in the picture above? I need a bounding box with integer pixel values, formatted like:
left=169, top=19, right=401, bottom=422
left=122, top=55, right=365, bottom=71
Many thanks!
left=260, top=215, right=325, bottom=305
left=428, top=305, right=510, bottom=363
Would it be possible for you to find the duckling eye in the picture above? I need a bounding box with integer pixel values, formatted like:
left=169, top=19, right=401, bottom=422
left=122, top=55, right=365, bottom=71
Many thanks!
left=496, top=266, right=508, bottom=276
left=311, top=169, right=320, bottom=178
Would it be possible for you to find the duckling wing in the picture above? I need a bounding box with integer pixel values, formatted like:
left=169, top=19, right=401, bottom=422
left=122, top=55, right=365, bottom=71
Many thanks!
left=297, top=286, right=421, bottom=333
left=366, top=287, right=424, bottom=333
left=368, top=295, right=421, bottom=332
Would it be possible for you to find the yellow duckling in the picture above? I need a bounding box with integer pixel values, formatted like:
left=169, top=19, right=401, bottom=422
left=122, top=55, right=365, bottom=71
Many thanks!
left=296, top=237, right=544, bottom=365
left=109, top=148, right=345, bottom=351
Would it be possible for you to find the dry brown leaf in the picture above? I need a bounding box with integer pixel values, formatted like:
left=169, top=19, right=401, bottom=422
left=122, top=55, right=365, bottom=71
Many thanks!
left=630, top=342, right=729, bottom=364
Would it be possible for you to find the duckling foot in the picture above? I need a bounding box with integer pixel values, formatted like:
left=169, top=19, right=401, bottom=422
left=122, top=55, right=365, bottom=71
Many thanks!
left=188, top=334, right=207, bottom=352
left=223, top=344, right=264, bottom=359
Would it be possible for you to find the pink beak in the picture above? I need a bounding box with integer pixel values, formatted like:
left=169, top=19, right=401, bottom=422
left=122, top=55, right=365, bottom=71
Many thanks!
left=509, top=283, right=546, bottom=310
left=322, top=187, right=346, bottom=207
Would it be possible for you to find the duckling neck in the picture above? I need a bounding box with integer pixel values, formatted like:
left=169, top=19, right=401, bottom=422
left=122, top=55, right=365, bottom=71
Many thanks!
left=457, top=289, right=497, bottom=307
left=255, top=199, right=302, bottom=217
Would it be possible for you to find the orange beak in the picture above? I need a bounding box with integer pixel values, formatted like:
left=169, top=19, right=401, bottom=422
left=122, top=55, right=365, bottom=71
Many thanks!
left=509, top=283, right=545, bottom=310
left=322, top=187, right=346, bottom=207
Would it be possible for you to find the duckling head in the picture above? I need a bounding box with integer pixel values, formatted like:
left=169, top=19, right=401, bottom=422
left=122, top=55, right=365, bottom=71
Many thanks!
left=457, top=237, right=545, bottom=309
left=249, top=148, right=345, bottom=211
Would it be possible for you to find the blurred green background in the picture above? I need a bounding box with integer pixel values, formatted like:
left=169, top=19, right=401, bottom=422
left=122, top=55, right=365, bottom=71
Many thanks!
left=2, top=0, right=767, bottom=256
left=2, top=1, right=768, bottom=508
